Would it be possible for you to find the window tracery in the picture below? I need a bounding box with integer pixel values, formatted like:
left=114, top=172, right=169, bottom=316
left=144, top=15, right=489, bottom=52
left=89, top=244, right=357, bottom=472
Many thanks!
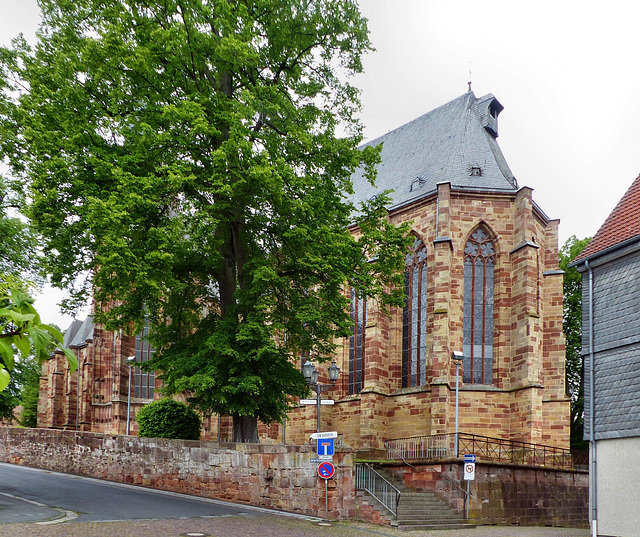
left=463, top=226, right=495, bottom=385
left=402, top=237, right=428, bottom=387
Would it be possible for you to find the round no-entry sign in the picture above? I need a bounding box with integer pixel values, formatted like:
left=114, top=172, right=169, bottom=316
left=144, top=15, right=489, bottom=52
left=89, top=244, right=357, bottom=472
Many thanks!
left=317, top=461, right=335, bottom=479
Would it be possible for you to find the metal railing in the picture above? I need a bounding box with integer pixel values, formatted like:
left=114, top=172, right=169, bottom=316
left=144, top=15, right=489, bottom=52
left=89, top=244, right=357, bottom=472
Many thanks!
left=355, top=463, right=401, bottom=517
left=385, top=433, right=574, bottom=470
left=458, top=433, right=573, bottom=469
left=385, top=434, right=453, bottom=461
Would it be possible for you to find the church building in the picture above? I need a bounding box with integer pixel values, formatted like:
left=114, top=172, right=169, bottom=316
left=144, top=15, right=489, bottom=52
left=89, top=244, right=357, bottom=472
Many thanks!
left=38, top=90, right=570, bottom=451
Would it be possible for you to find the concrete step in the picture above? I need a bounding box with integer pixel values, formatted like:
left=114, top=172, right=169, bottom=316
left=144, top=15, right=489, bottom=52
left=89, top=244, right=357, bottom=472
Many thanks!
left=398, top=513, right=464, bottom=521
left=398, top=509, right=455, bottom=516
left=398, top=523, right=476, bottom=531
left=400, top=498, right=447, bottom=504
left=399, top=517, right=467, bottom=525
left=398, top=505, right=455, bottom=515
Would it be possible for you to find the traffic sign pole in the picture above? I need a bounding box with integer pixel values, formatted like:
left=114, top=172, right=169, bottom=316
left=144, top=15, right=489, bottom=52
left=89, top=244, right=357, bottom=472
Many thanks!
left=325, top=478, right=328, bottom=520
left=317, top=461, right=335, bottom=521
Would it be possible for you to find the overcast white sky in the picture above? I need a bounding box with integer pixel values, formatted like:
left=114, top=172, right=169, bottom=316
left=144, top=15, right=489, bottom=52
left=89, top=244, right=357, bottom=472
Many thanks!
left=2, top=0, right=639, bottom=326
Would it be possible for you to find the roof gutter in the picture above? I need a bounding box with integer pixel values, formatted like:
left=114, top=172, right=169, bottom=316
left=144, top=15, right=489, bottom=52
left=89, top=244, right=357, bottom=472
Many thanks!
left=585, top=259, right=597, bottom=537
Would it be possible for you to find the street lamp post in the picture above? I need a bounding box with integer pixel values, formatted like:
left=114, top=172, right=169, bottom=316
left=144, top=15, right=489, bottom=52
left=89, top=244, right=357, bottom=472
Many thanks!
left=125, top=356, right=136, bottom=435
left=451, top=351, right=464, bottom=458
left=302, top=360, right=340, bottom=434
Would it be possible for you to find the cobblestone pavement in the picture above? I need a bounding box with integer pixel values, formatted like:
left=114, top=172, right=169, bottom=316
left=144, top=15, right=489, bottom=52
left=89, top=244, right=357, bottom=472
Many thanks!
left=0, top=515, right=590, bottom=537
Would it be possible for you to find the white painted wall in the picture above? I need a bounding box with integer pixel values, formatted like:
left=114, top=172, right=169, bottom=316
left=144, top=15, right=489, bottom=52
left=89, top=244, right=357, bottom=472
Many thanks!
left=595, top=437, right=640, bottom=537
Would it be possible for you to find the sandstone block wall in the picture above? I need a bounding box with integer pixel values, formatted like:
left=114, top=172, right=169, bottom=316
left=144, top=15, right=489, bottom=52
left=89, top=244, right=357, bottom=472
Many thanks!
left=385, top=461, right=588, bottom=528
left=0, top=427, right=355, bottom=520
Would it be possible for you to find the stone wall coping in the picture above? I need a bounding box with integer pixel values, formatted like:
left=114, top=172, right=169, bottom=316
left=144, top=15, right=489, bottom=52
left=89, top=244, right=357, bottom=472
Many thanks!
left=15, top=428, right=355, bottom=454
left=375, top=459, right=588, bottom=475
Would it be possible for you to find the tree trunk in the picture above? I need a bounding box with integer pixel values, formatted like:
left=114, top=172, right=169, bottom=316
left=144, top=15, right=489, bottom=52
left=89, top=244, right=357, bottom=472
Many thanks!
left=233, top=414, right=259, bottom=443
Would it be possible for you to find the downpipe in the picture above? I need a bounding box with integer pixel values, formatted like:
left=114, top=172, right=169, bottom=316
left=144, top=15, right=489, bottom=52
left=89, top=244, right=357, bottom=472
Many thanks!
left=586, top=260, right=597, bottom=537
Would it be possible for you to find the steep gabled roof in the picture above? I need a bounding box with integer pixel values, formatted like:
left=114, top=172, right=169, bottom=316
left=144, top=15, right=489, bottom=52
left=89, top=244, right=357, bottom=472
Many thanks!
left=62, top=319, right=84, bottom=348
left=67, top=316, right=94, bottom=348
left=575, top=174, right=640, bottom=262
left=349, top=91, right=518, bottom=211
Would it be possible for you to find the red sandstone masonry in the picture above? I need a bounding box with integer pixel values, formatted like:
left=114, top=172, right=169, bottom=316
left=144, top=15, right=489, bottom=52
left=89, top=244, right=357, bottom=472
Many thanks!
left=0, top=427, right=355, bottom=520
left=383, top=461, right=588, bottom=528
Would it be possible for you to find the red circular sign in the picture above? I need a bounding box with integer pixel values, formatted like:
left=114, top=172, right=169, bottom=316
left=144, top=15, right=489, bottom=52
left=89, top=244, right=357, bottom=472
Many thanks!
left=317, top=461, right=335, bottom=479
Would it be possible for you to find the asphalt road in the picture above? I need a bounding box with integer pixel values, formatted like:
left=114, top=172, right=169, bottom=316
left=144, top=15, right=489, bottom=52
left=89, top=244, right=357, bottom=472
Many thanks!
left=0, top=463, right=591, bottom=537
left=0, top=462, right=269, bottom=524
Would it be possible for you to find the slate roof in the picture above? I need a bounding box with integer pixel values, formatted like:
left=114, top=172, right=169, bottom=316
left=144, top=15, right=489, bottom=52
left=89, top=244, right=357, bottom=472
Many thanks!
left=349, top=91, right=518, bottom=211
left=575, top=173, right=640, bottom=262
left=64, top=316, right=94, bottom=348
left=62, top=319, right=84, bottom=348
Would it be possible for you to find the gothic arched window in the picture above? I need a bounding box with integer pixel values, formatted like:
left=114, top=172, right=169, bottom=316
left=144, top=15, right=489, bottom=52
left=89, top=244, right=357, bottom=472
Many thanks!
left=402, top=237, right=428, bottom=387
left=349, top=288, right=366, bottom=394
left=134, top=322, right=156, bottom=399
left=463, top=226, right=495, bottom=385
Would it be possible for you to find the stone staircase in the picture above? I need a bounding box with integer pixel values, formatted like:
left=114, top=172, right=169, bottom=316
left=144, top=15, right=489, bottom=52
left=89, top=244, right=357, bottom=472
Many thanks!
left=375, top=467, right=475, bottom=532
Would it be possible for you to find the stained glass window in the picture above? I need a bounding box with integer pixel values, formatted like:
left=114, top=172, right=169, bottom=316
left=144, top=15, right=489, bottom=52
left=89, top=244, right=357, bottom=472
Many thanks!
left=134, top=323, right=155, bottom=399
left=402, top=237, right=428, bottom=387
left=349, top=289, right=366, bottom=394
left=463, top=227, right=495, bottom=385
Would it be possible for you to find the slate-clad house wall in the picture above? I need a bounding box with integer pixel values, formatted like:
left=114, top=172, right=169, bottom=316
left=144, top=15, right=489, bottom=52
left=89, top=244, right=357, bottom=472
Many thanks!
left=573, top=173, right=640, bottom=537
left=39, top=91, right=570, bottom=453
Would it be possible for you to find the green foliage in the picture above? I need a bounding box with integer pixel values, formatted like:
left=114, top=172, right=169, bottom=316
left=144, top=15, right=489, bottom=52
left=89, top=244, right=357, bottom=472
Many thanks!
left=559, top=235, right=591, bottom=449
left=136, top=399, right=201, bottom=440
left=0, top=176, right=40, bottom=285
left=0, top=0, right=411, bottom=436
left=0, top=289, right=77, bottom=392
left=18, top=355, right=42, bottom=428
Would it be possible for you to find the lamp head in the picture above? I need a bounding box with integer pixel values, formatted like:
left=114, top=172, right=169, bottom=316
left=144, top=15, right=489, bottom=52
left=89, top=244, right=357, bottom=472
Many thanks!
left=451, top=351, right=464, bottom=364
left=328, top=360, right=340, bottom=384
left=302, top=360, right=315, bottom=383
left=126, top=355, right=136, bottom=365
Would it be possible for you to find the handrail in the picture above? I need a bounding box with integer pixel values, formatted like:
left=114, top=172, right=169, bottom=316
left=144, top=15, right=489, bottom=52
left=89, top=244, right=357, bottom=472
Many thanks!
left=386, top=444, right=470, bottom=500
left=355, top=463, right=401, bottom=517
left=386, top=433, right=574, bottom=470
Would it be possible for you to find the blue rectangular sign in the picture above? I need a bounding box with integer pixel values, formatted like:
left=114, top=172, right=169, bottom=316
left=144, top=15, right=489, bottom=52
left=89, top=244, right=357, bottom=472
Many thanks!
left=317, top=438, right=335, bottom=457
left=464, top=454, right=476, bottom=463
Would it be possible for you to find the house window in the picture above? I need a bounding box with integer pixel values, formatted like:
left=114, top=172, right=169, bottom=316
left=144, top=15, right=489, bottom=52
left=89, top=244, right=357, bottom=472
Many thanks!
left=349, top=289, right=366, bottom=394
left=134, top=324, right=155, bottom=399
left=402, top=238, right=428, bottom=387
left=463, top=226, right=495, bottom=384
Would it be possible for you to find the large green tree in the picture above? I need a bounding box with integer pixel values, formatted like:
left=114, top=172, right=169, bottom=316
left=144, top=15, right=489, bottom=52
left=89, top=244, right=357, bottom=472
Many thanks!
left=0, top=0, right=409, bottom=440
left=559, top=235, right=591, bottom=449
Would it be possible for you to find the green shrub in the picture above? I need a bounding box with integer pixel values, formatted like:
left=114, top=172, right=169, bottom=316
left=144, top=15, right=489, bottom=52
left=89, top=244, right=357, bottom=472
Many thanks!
left=136, top=398, right=201, bottom=440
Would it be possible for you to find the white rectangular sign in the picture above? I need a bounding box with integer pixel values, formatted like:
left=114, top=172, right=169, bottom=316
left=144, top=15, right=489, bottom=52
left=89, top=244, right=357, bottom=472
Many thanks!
left=464, top=462, right=475, bottom=481
left=299, top=399, right=316, bottom=405
left=310, top=431, right=338, bottom=439
left=318, top=455, right=333, bottom=461
left=320, top=399, right=334, bottom=405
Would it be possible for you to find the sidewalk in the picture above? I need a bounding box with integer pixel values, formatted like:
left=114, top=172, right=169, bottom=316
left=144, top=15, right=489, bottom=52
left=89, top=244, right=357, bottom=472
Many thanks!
left=0, top=514, right=590, bottom=537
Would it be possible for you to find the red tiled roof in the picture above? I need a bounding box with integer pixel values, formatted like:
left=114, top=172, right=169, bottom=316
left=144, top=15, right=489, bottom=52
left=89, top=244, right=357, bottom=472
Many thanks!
left=576, top=173, right=640, bottom=261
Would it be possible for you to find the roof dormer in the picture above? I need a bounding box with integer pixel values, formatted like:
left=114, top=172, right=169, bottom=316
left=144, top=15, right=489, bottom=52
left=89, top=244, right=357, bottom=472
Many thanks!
left=475, top=93, right=503, bottom=138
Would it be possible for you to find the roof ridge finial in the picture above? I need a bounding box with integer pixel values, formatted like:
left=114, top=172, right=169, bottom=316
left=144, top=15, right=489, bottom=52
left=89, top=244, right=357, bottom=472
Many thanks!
left=468, top=62, right=473, bottom=92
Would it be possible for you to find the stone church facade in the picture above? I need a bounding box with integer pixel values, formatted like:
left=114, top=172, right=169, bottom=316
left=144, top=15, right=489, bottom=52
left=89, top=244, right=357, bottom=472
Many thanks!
left=38, top=90, right=570, bottom=450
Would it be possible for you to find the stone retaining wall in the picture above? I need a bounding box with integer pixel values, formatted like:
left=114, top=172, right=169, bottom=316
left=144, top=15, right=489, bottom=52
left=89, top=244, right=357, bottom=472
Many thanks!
left=0, top=427, right=354, bottom=519
left=385, top=461, right=589, bottom=527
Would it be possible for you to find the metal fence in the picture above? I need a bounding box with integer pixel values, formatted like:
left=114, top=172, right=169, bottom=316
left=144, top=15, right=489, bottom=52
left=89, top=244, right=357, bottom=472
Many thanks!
left=458, top=434, right=574, bottom=469
left=385, top=434, right=453, bottom=461
left=354, top=463, right=401, bottom=517
left=385, top=433, right=574, bottom=470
